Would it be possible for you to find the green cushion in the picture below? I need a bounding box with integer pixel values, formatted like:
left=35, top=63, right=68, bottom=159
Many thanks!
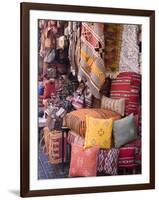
left=113, top=114, right=137, bottom=148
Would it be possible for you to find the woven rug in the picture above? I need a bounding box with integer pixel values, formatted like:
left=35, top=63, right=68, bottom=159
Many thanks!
left=79, top=22, right=106, bottom=99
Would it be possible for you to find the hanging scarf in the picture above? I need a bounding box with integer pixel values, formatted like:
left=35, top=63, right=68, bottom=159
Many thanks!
left=119, top=25, right=140, bottom=74
left=104, top=24, right=123, bottom=78
left=79, top=22, right=106, bottom=99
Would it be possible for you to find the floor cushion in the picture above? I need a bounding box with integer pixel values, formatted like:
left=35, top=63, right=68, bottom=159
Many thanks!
left=63, top=108, right=121, bottom=137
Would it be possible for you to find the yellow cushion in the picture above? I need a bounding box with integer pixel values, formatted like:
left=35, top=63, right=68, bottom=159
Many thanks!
left=84, top=116, right=113, bottom=149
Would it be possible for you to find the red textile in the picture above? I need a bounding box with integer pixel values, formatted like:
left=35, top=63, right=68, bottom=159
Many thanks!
left=43, top=81, right=56, bottom=99
left=118, top=146, right=136, bottom=168
left=110, top=72, right=141, bottom=115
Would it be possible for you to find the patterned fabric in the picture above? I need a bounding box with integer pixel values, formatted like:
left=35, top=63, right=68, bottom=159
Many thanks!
left=48, top=130, right=67, bottom=164
left=125, top=138, right=141, bottom=165
left=79, top=22, right=106, bottom=99
left=118, top=146, right=136, bottom=168
left=43, top=81, right=56, bottom=99
left=42, top=127, right=50, bottom=155
left=101, top=96, right=125, bottom=116
left=67, top=130, right=84, bottom=146
left=84, top=116, right=113, bottom=149
left=119, top=25, right=140, bottom=74
left=64, top=108, right=121, bottom=137
left=97, top=148, right=119, bottom=175
left=66, top=22, right=81, bottom=75
left=69, top=144, right=99, bottom=177
left=84, top=86, right=93, bottom=108
left=113, top=114, right=137, bottom=148
left=110, top=72, right=141, bottom=115
left=104, top=24, right=123, bottom=78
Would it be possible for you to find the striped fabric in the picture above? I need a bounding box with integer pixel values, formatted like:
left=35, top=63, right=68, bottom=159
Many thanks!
left=110, top=72, right=141, bottom=115
left=118, top=146, right=136, bottom=168
left=101, top=96, right=125, bottom=116
left=79, top=22, right=106, bottom=99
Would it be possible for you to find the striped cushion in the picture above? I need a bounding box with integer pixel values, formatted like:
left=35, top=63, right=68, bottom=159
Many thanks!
left=118, top=146, right=135, bottom=168
left=110, top=72, right=141, bottom=115
left=101, top=96, right=125, bottom=116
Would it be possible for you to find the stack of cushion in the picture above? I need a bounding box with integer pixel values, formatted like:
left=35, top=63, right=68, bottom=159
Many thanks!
left=68, top=113, right=139, bottom=177
left=67, top=72, right=141, bottom=177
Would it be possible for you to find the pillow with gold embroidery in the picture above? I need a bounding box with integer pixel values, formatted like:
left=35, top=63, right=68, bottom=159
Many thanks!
left=84, top=116, right=113, bottom=149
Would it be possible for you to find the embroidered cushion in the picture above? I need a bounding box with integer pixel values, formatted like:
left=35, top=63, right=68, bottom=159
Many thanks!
left=64, top=108, right=121, bottom=137
left=84, top=116, right=113, bottom=149
left=97, top=148, right=119, bottom=175
left=113, top=114, right=137, bottom=148
left=101, top=96, right=125, bottom=116
left=118, top=146, right=136, bottom=168
left=69, top=144, right=99, bottom=177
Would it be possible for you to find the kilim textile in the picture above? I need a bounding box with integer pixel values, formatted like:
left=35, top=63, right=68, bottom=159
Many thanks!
left=97, top=148, right=119, bottom=175
left=104, top=24, right=123, bottom=78
left=79, top=22, right=106, bottom=99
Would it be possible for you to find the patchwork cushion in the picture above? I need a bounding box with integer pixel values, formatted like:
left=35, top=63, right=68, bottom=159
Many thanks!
left=64, top=108, right=121, bottom=137
left=101, top=96, right=125, bottom=116
left=110, top=72, right=141, bottom=115
left=97, top=148, right=119, bottom=175
left=84, top=116, right=113, bottom=149
left=118, top=146, right=136, bottom=168
left=113, top=114, right=137, bottom=148
left=69, top=144, right=99, bottom=177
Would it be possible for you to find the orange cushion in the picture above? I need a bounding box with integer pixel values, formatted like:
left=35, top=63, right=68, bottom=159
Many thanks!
left=69, top=144, right=99, bottom=177
left=64, top=108, right=121, bottom=137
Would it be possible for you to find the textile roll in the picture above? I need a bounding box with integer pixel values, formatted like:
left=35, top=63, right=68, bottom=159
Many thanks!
left=79, top=22, right=106, bottom=99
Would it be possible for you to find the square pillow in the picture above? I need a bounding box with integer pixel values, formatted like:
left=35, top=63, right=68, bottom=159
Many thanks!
left=113, top=114, right=137, bottom=148
left=84, top=116, right=113, bottom=149
left=97, top=148, right=119, bottom=175
left=69, top=144, right=99, bottom=177
left=101, top=96, right=125, bottom=116
left=118, top=146, right=136, bottom=168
